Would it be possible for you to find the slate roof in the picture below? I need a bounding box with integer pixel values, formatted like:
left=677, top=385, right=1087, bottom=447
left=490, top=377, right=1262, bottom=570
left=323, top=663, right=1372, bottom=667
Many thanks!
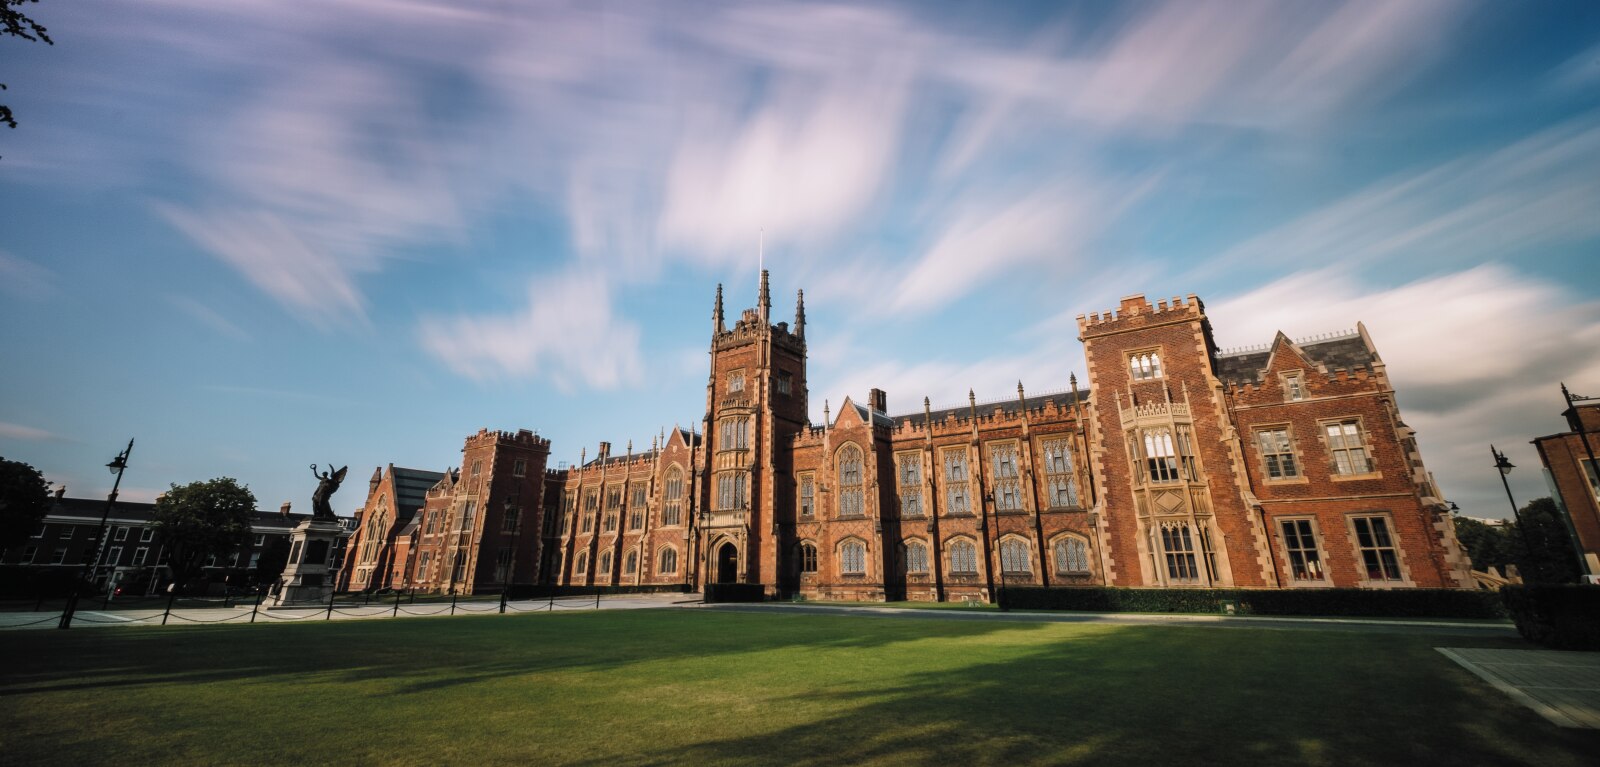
left=890, top=391, right=1088, bottom=429
left=579, top=428, right=700, bottom=468
left=1213, top=335, right=1376, bottom=387
left=391, top=467, right=446, bottom=521
left=43, top=497, right=333, bottom=531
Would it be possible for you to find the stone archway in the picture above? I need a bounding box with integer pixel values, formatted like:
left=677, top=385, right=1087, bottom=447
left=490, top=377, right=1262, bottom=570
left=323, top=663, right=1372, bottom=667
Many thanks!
left=716, top=541, right=739, bottom=584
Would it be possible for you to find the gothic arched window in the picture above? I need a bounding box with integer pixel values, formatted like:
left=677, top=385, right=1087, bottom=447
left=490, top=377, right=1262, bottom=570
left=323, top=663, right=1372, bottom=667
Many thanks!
left=838, top=445, right=864, bottom=517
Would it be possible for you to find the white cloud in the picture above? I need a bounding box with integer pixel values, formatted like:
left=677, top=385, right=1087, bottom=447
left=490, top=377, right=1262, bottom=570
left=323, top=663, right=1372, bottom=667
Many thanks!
left=1209, top=265, right=1600, bottom=519
left=417, top=270, right=643, bottom=390
left=0, top=422, right=62, bottom=441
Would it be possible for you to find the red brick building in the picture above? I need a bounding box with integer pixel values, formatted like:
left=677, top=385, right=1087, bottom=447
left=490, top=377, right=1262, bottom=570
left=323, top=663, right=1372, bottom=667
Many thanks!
left=340, top=273, right=1473, bottom=598
left=1532, top=394, right=1600, bottom=578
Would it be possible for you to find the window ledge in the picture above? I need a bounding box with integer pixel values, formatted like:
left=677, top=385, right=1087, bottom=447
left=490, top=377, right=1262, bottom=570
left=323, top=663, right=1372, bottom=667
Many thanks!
left=1355, top=578, right=1415, bottom=589
left=1331, top=472, right=1383, bottom=482
left=1263, top=477, right=1310, bottom=485
left=995, top=510, right=1029, bottom=516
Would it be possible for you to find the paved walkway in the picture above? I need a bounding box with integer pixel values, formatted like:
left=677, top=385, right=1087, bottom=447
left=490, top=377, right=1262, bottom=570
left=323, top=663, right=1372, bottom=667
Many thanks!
left=705, top=602, right=1522, bottom=637
left=0, top=593, right=701, bottom=631
left=1438, top=647, right=1600, bottom=729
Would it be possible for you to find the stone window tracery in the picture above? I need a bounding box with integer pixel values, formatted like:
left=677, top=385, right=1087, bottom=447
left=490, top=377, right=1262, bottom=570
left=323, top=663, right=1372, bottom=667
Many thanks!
left=839, top=540, right=866, bottom=575
left=838, top=445, right=864, bottom=518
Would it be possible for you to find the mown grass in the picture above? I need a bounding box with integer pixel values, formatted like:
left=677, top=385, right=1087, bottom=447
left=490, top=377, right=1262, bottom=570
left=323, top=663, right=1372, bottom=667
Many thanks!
left=1, top=609, right=1593, bottom=766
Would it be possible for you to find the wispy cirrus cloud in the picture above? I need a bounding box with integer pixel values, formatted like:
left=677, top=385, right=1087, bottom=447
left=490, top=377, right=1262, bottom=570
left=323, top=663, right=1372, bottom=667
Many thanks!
left=1212, top=111, right=1600, bottom=278
left=417, top=269, right=643, bottom=390
left=0, top=422, right=64, bottom=441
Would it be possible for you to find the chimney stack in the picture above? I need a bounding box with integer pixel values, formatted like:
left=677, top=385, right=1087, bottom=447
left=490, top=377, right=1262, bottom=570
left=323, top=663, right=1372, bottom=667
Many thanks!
left=869, top=388, right=888, bottom=414
left=280, top=501, right=292, bottom=516
left=54, top=484, right=66, bottom=500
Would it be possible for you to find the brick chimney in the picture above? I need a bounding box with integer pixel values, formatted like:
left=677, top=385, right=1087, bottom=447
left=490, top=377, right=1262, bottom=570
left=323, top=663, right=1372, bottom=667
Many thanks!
left=54, top=484, right=66, bottom=499
left=280, top=501, right=292, bottom=516
left=869, top=388, right=888, bottom=414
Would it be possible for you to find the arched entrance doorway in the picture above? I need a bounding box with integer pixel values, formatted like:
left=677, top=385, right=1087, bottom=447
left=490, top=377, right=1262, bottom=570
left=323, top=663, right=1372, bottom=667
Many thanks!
left=716, top=542, right=739, bottom=584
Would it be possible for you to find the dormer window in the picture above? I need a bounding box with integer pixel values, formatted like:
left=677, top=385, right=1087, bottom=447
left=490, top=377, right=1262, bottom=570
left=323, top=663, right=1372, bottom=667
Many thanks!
left=1129, top=351, right=1163, bottom=380
left=727, top=371, right=744, bottom=394
left=1286, top=374, right=1304, bottom=401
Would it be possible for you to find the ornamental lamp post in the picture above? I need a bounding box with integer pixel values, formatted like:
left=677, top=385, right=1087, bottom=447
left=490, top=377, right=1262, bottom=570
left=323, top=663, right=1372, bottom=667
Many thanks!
left=59, top=438, right=134, bottom=629
left=1491, top=444, right=1537, bottom=580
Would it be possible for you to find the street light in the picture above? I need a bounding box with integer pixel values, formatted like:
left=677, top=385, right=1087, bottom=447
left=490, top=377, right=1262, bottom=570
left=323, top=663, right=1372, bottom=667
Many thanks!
left=1491, top=444, right=1537, bottom=580
left=59, top=438, right=134, bottom=629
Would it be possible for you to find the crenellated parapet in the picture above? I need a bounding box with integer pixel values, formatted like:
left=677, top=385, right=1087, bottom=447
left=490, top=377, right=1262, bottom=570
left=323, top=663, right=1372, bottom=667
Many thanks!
left=463, top=427, right=551, bottom=452
left=1078, top=294, right=1204, bottom=339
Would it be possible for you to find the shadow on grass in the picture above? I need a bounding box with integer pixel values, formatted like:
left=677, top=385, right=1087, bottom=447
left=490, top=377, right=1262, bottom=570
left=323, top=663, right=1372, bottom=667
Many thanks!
left=0, top=609, right=1036, bottom=698
left=570, top=626, right=1599, bottom=767
left=2, top=611, right=1595, bottom=766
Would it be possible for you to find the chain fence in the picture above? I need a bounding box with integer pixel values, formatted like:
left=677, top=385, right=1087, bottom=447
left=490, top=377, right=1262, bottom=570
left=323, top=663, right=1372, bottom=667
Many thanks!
left=0, top=585, right=697, bottom=630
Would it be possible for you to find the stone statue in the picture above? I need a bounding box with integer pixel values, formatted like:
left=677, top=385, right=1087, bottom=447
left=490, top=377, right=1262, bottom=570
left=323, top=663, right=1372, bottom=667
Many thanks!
left=309, top=464, right=347, bottom=521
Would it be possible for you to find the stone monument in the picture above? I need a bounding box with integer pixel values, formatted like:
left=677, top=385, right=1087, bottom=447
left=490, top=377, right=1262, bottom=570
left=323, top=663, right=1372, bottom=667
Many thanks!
left=269, top=464, right=347, bottom=607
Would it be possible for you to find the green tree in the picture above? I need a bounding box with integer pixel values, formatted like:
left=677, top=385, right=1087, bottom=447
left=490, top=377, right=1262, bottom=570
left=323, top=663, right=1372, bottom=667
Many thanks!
left=1452, top=515, right=1515, bottom=574
left=152, top=478, right=255, bottom=589
left=1512, top=497, right=1583, bottom=585
left=2, top=0, right=54, bottom=132
left=0, top=456, right=51, bottom=552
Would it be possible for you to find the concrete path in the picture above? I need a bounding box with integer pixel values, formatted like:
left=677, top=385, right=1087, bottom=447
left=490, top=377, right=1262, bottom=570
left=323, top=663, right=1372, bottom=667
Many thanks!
left=704, top=602, right=1522, bottom=637
left=1438, top=647, right=1600, bottom=729
left=0, top=592, right=702, bottom=631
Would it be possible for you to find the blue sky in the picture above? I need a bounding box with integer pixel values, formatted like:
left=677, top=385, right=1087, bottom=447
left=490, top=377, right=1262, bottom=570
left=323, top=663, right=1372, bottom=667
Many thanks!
left=2, top=1, right=1598, bottom=519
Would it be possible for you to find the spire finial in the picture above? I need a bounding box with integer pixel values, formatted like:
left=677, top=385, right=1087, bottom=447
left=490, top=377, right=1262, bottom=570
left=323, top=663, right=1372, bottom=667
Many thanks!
left=758, top=268, right=771, bottom=321
left=795, top=288, right=806, bottom=339
left=1018, top=380, right=1025, bottom=400
left=713, top=283, right=725, bottom=334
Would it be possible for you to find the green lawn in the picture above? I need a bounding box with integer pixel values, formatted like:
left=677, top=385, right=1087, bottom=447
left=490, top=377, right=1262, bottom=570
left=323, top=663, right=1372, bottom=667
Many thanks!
left=1, top=610, right=1594, bottom=766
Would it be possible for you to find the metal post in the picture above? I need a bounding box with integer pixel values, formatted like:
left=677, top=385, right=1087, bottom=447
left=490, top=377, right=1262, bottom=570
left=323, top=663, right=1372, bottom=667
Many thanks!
left=161, top=588, right=175, bottom=625
left=450, top=591, right=458, bottom=616
left=595, top=587, right=602, bottom=610
left=250, top=587, right=263, bottom=624
left=326, top=589, right=335, bottom=621
left=1493, top=445, right=1537, bottom=579
left=60, top=438, right=134, bottom=629
left=393, top=590, right=401, bottom=618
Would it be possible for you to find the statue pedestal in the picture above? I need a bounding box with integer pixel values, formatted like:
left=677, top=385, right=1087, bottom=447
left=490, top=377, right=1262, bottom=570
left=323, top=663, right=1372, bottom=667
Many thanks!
left=269, top=518, right=343, bottom=607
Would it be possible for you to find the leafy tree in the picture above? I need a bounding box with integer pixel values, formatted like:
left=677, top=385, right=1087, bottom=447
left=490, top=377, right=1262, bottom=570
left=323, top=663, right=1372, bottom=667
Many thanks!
left=2, top=0, right=54, bottom=132
left=253, top=536, right=291, bottom=586
left=0, top=455, right=51, bottom=552
left=1513, top=497, right=1583, bottom=585
left=1452, top=515, right=1515, bottom=574
left=152, top=477, right=255, bottom=588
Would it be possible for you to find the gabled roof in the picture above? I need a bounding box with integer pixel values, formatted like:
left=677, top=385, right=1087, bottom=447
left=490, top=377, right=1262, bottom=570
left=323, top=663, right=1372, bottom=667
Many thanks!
left=1213, top=333, right=1376, bottom=387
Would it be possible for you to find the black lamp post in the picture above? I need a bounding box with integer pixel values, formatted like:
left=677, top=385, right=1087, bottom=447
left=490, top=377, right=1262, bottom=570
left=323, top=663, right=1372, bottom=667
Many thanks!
left=59, top=438, right=134, bottom=629
left=1491, top=444, right=1537, bottom=579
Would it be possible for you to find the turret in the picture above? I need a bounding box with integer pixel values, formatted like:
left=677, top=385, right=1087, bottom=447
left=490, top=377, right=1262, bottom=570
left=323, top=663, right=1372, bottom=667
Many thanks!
left=795, top=289, right=806, bottom=339
left=758, top=269, right=771, bottom=322
left=713, top=283, right=725, bottom=334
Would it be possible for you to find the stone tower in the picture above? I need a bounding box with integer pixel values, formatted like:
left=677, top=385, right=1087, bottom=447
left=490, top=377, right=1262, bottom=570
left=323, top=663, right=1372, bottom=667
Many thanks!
left=700, top=270, right=808, bottom=593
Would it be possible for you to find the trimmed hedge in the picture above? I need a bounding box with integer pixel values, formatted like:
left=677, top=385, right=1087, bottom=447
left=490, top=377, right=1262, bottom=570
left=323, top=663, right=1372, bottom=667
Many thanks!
left=1501, top=585, right=1600, bottom=650
left=997, top=586, right=1506, bottom=619
left=704, top=583, right=767, bottom=603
